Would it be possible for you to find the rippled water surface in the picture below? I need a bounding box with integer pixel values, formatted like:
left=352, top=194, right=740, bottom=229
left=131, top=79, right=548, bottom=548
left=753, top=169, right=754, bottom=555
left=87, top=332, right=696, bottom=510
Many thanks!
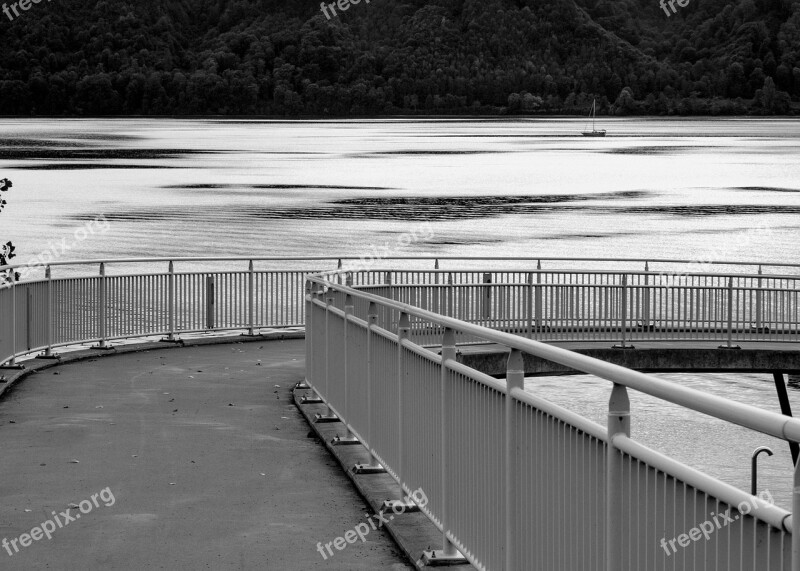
left=2, top=117, right=800, bottom=507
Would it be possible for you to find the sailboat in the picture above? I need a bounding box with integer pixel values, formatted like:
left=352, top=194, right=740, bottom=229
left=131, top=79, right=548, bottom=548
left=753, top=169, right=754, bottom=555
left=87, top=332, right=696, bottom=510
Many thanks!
left=581, top=99, right=606, bottom=137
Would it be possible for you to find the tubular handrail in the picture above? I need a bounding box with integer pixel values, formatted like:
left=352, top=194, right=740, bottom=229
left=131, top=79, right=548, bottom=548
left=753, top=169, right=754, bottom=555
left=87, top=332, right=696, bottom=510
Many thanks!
left=2, top=254, right=800, bottom=272
left=306, top=273, right=800, bottom=444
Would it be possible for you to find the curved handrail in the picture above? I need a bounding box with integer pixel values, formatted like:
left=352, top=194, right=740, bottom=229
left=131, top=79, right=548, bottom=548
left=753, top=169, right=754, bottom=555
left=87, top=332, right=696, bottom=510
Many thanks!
left=2, top=254, right=800, bottom=272
left=305, top=272, right=800, bottom=444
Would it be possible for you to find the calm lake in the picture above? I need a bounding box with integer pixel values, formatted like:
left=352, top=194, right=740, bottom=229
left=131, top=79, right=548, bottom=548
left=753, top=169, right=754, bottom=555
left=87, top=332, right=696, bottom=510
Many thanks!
left=2, top=116, right=800, bottom=507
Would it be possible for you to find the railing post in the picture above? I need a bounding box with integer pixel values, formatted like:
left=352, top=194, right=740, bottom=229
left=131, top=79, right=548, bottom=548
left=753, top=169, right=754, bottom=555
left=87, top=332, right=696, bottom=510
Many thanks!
left=482, top=273, right=492, bottom=320
left=205, top=275, right=215, bottom=330
left=613, top=275, right=631, bottom=348
left=447, top=273, right=453, bottom=317
left=333, top=293, right=358, bottom=445
left=719, top=277, right=740, bottom=349
left=535, top=262, right=542, bottom=334
left=643, top=261, right=650, bottom=329
left=607, top=383, right=630, bottom=571
left=167, top=261, right=176, bottom=340
left=304, top=280, right=313, bottom=387
left=526, top=272, right=534, bottom=339
left=323, top=294, right=335, bottom=418
left=9, top=276, right=16, bottom=365
left=756, top=265, right=763, bottom=331
left=247, top=260, right=255, bottom=335
left=505, top=348, right=524, bottom=570
left=397, top=312, right=410, bottom=480
left=422, top=326, right=466, bottom=564
left=26, top=286, right=32, bottom=351
left=44, top=265, right=53, bottom=357
left=97, top=262, right=108, bottom=348
left=355, top=301, right=387, bottom=472
left=441, top=328, right=457, bottom=555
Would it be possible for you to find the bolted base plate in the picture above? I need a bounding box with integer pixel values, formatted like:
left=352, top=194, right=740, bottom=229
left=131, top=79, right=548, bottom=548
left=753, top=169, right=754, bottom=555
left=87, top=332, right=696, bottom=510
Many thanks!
left=35, top=353, right=61, bottom=360
left=718, top=345, right=742, bottom=350
left=294, top=381, right=311, bottom=390
left=159, top=337, right=184, bottom=344
left=331, top=435, right=360, bottom=446
left=419, top=550, right=468, bottom=566
left=612, top=344, right=635, bottom=349
left=300, top=395, right=324, bottom=404
left=314, top=413, right=339, bottom=423
left=0, top=364, right=24, bottom=370
left=91, top=344, right=116, bottom=351
left=382, top=499, right=420, bottom=513
left=352, top=463, right=386, bottom=475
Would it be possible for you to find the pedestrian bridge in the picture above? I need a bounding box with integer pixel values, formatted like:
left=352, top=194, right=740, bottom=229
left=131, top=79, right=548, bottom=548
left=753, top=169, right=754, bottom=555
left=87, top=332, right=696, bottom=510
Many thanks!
left=2, top=256, right=800, bottom=570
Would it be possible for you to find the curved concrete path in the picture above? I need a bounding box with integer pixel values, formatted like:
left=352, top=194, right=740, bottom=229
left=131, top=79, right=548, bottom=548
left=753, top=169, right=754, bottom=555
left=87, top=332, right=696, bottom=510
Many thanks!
left=0, top=339, right=411, bottom=570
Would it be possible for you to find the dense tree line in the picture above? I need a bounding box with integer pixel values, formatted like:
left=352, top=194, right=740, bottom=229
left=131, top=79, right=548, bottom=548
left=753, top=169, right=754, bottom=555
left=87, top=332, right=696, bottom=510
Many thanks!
left=0, top=0, right=796, bottom=116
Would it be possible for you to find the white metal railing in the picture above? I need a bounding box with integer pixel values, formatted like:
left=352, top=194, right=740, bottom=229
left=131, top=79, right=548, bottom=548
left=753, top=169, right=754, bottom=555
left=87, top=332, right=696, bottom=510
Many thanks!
left=2, top=256, right=800, bottom=366
left=304, top=268, right=800, bottom=571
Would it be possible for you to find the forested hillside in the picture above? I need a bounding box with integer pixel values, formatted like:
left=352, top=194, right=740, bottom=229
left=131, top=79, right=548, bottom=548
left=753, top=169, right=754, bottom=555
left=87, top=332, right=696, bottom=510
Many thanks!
left=0, top=0, right=796, bottom=115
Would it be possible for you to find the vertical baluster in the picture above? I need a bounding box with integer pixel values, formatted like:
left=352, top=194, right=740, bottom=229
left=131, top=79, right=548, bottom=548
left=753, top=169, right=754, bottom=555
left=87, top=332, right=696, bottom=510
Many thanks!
left=607, top=383, right=631, bottom=571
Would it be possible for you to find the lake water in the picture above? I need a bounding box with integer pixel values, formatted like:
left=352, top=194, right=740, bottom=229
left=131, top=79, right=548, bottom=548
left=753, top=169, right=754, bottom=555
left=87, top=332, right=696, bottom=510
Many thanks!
left=2, top=117, right=800, bottom=507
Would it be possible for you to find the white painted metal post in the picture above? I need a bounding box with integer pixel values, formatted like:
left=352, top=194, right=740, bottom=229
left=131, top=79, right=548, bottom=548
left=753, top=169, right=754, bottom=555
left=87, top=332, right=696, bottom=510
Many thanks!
left=9, top=277, right=15, bottom=365
left=45, top=265, right=53, bottom=356
left=505, top=349, right=524, bottom=570
left=98, top=262, right=108, bottom=348
left=167, top=261, right=175, bottom=340
left=756, top=266, right=763, bottom=331
left=367, top=302, right=380, bottom=465
left=334, top=293, right=359, bottom=444
left=535, top=262, right=542, bottom=334
left=325, top=295, right=334, bottom=417
left=727, top=277, right=734, bottom=348
left=607, top=383, right=630, bottom=571
left=643, top=261, right=650, bottom=329
left=304, top=280, right=313, bottom=387
left=526, top=272, right=533, bottom=339
left=398, top=312, right=410, bottom=479
left=612, top=274, right=629, bottom=348
left=248, top=259, right=255, bottom=335
left=441, top=327, right=457, bottom=555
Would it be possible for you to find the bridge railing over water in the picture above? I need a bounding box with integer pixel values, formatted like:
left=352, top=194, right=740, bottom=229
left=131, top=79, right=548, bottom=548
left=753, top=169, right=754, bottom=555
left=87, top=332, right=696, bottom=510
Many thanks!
left=2, top=256, right=800, bottom=569
left=305, top=268, right=800, bottom=571
left=1, top=255, right=799, bottom=364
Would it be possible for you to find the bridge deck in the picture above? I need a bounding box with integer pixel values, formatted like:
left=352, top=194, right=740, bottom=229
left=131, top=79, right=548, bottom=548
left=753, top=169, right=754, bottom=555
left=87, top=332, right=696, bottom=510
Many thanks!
left=0, top=340, right=411, bottom=570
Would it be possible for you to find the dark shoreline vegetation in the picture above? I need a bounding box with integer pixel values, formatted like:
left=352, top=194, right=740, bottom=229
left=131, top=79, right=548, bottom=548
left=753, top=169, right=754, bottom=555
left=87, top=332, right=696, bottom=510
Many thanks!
left=0, top=0, right=798, bottom=116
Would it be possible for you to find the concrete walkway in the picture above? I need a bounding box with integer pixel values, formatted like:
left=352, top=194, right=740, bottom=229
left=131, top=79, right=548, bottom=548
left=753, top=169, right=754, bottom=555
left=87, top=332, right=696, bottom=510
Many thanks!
left=0, top=339, right=412, bottom=570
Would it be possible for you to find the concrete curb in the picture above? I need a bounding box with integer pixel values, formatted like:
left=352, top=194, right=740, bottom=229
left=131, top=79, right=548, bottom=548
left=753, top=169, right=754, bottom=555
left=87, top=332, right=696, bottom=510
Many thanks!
left=293, top=388, right=476, bottom=570
left=0, top=331, right=305, bottom=401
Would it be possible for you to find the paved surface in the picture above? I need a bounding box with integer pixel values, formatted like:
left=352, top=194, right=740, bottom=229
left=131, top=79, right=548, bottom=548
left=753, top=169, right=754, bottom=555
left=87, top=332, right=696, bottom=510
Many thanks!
left=0, top=339, right=412, bottom=570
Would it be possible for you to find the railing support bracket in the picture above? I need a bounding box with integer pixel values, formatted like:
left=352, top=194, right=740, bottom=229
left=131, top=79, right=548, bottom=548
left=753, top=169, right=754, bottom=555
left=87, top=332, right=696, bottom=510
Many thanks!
left=331, top=435, right=360, bottom=445
left=352, top=463, right=386, bottom=474
left=313, top=412, right=339, bottom=423
left=381, top=499, right=420, bottom=513
left=419, top=549, right=468, bottom=566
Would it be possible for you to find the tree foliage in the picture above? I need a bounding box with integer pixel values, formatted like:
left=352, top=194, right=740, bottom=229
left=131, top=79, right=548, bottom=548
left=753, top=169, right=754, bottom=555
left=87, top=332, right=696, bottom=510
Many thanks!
left=0, top=0, right=796, bottom=115
left=0, top=178, right=18, bottom=286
